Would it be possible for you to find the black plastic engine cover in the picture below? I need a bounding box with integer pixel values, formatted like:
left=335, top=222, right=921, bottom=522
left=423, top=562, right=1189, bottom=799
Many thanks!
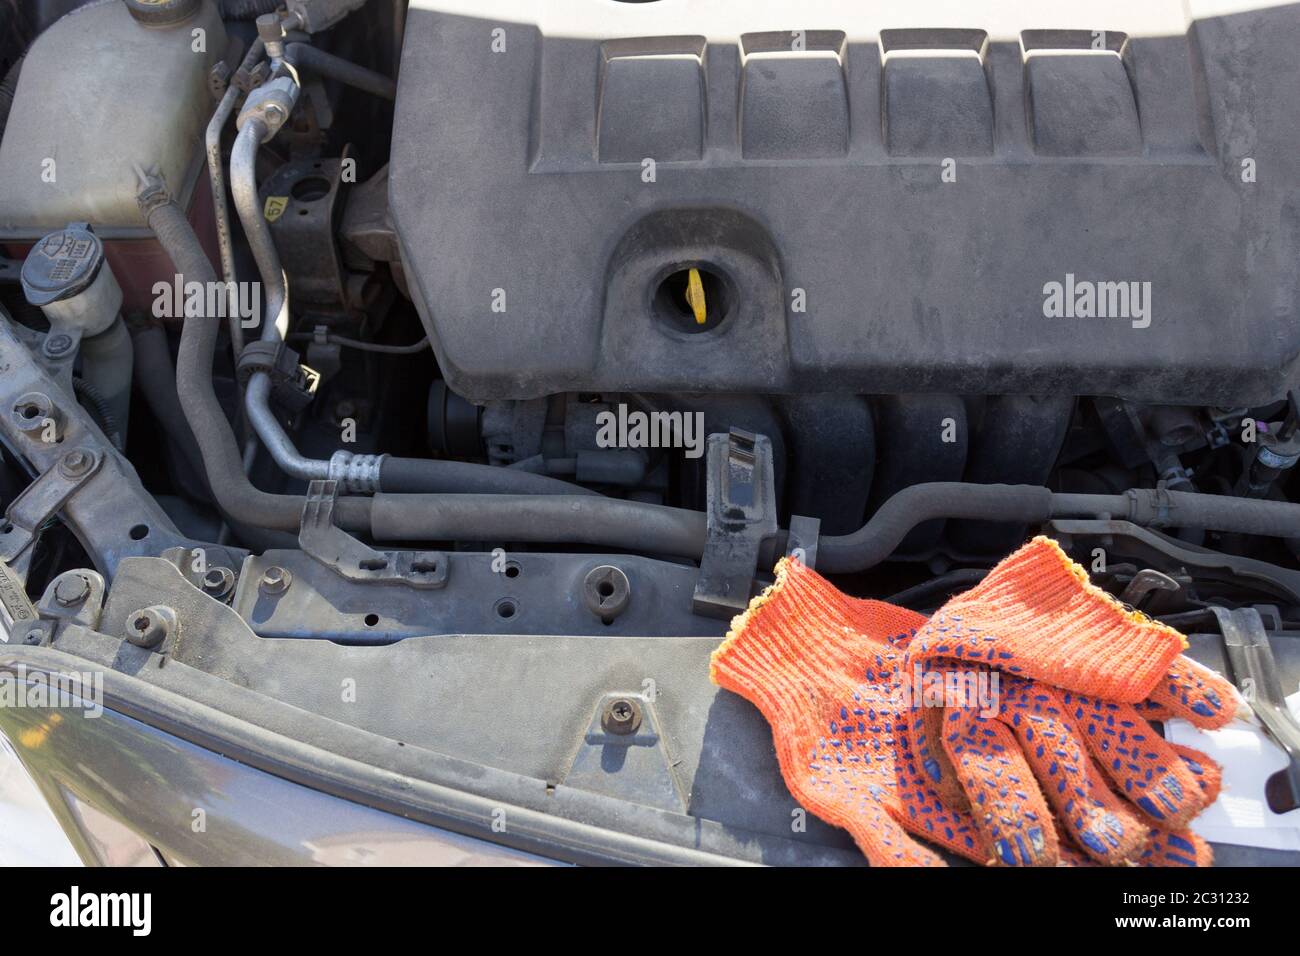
left=390, top=1, right=1300, bottom=405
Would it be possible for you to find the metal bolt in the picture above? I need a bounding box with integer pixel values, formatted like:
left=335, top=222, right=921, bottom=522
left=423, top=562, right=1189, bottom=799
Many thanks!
left=601, top=697, right=642, bottom=736
left=125, top=606, right=174, bottom=649
left=53, top=573, right=91, bottom=607
left=43, top=333, right=74, bottom=358
left=24, top=628, right=42, bottom=645
left=201, top=566, right=235, bottom=600
left=59, top=448, right=96, bottom=478
left=259, top=566, right=292, bottom=595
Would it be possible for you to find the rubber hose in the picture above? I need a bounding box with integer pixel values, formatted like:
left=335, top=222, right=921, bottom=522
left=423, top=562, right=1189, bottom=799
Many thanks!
left=130, top=322, right=212, bottom=495
left=284, top=43, right=396, bottom=100
left=1106, top=488, right=1300, bottom=539
left=131, top=324, right=296, bottom=550
left=71, top=378, right=122, bottom=450
left=145, top=188, right=601, bottom=532
left=142, top=191, right=366, bottom=532
left=0, top=55, right=22, bottom=144
left=378, top=457, right=599, bottom=497
left=818, top=483, right=1055, bottom=573
left=219, top=0, right=279, bottom=19
left=369, top=494, right=707, bottom=558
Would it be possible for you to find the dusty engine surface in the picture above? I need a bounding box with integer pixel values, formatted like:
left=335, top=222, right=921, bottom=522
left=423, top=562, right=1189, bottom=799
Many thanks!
left=3, top=0, right=1300, bottom=873
left=390, top=0, right=1300, bottom=405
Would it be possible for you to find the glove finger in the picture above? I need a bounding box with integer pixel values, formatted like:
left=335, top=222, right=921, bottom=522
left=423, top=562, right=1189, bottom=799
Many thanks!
left=1060, top=692, right=1216, bottom=830
left=911, top=699, right=971, bottom=812
left=940, top=706, right=1060, bottom=866
left=893, top=707, right=993, bottom=864
left=792, top=685, right=950, bottom=868
left=1141, top=654, right=1237, bottom=729
left=1139, top=828, right=1214, bottom=867
left=1170, top=742, right=1223, bottom=801
left=1001, top=680, right=1151, bottom=863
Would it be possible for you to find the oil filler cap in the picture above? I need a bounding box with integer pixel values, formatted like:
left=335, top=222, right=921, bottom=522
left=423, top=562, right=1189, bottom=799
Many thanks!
left=20, top=223, right=105, bottom=308
left=122, top=0, right=201, bottom=27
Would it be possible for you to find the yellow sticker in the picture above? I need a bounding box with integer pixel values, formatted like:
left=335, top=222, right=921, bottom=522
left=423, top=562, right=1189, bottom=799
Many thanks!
left=263, top=196, right=289, bottom=222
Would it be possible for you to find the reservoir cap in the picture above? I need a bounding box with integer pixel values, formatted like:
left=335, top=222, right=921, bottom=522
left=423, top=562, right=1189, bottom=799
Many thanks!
left=122, top=0, right=201, bottom=27
left=21, top=223, right=105, bottom=308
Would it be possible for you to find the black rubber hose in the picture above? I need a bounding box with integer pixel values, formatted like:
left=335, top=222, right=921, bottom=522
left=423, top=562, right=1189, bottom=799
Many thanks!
left=219, top=0, right=279, bottom=18
left=142, top=187, right=600, bottom=533
left=71, top=378, right=122, bottom=450
left=130, top=321, right=205, bottom=481
left=820, top=482, right=1300, bottom=573
left=369, top=494, right=707, bottom=558
left=1085, top=488, right=1300, bottom=539
left=378, top=456, right=599, bottom=497
left=884, top=568, right=988, bottom=610
left=141, top=190, right=370, bottom=533
left=0, top=54, right=23, bottom=144
left=132, top=322, right=298, bottom=551
left=818, top=483, right=1055, bottom=573
left=284, top=43, right=396, bottom=100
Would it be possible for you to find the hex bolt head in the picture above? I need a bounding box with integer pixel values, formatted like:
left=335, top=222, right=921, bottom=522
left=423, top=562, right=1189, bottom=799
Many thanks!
left=582, top=565, right=631, bottom=624
left=58, top=448, right=96, bottom=478
left=601, top=697, right=642, bottom=736
left=201, top=566, right=235, bottom=600
left=259, top=566, right=292, bottom=595
left=125, top=606, right=175, bottom=649
left=53, top=573, right=91, bottom=607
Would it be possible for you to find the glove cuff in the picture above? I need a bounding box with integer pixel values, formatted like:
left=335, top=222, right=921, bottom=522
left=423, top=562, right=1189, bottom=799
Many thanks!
left=933, top=536, right=1186, bottom=702
left=709, top=557, right=924, bottom=709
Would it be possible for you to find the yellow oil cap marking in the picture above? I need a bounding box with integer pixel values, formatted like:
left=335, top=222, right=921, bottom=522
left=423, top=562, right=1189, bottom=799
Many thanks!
left=685, top=267, right=707, bottom=325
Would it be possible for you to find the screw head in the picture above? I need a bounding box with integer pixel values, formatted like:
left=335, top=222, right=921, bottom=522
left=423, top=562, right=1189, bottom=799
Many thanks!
left=124, top=606, right=173, bottom=648
left=601, top=697, right=642, bottom=736
left=259, top=566, right=292, bottom=594
left=53, top=573, right=90, bottom=607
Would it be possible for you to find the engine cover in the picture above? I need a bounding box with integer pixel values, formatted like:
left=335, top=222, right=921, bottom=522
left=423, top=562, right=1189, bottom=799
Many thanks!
left=390, top=0, right=1300, bottom=404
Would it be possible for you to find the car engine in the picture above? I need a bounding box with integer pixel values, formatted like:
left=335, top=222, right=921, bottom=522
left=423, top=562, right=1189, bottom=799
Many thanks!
left=0, top=0, right=1298, bottom=866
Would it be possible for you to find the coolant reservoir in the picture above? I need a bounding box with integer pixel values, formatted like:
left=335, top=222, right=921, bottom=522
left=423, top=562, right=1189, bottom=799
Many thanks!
left=0, top=0, right=226, bottom=238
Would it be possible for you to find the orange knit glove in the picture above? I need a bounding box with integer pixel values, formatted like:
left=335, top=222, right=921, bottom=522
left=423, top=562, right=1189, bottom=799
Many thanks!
left=709, top=560, right=958, bottom=865
left=710, top=537, right=1238, bottom=867
left=896, top=538, right=1236, bottom=864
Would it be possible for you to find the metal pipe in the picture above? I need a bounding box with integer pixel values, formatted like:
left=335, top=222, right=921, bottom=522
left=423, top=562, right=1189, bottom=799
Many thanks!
left=205, top=37, right=265, bottom=358
left=244, top=374, right=331, bottom=481
left=230, top=117, right=289, bottom=342
left=140, top=181, right=348, bottom=534
left=227, top=109, right=595, bottom=497
left=229, top=114, right=327, bottom=485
